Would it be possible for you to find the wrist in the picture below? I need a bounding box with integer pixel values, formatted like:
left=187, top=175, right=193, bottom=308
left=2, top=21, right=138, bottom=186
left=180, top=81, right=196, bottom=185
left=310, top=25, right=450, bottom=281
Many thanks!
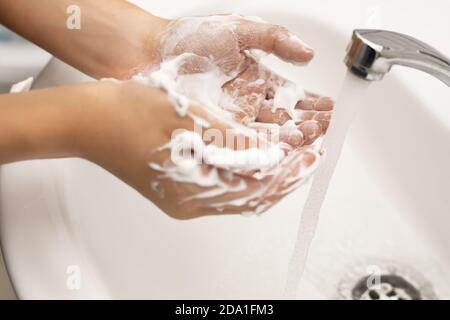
left=0, top=85, right=90, bottom=164
left=141, top=15, right=171, bottom=71
left=71, top=81, right=124, bottom=164
left=104, top=11, right=170, bottom=79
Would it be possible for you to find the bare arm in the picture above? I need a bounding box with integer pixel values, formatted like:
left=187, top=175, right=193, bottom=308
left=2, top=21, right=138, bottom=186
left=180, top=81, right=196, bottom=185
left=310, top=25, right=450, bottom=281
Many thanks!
left=0, top=81, right=318, bottom=219
left=0, top=0, right=168, bottom=79
left=0, top=87, right=88, bottom=164
left=0, top=0, right=316, bottom=80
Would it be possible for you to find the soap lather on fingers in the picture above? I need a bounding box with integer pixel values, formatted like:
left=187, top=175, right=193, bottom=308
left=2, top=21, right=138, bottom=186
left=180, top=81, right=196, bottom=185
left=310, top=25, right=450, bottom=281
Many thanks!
left=223, top=58, right=334, bottom=150
left=235, top=18, right=315, bottom=65
left=155, top=14, right=332, bottom=149
left=135, top=54, right=323, bottom=218
left=133, top=15, right=334, bottom=218
left=156, top=14, right=315, bottom=76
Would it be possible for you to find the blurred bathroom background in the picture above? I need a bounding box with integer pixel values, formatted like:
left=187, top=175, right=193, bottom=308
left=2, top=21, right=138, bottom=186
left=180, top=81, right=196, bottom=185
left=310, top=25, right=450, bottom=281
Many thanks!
left=0, top=26, right=50, bottom=93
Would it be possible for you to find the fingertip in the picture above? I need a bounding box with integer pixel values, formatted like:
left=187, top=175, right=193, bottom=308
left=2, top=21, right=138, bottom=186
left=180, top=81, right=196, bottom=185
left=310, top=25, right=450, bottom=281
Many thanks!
left=313, top=112, right=332, bottom=133
left=298, top=120, right=322, bottom=145
left=237, top=21, right=314, bottom=65
left=302, top=47, right=315, bottom=62
left=280, top=130, right=304, bottom=148
left=256, top=106, right=291, bottom=125
left=300, top=150, right=320, bottom=172
left=315, top=96, right=334, bottom=111
left=274, top=32, right=315, bottom=64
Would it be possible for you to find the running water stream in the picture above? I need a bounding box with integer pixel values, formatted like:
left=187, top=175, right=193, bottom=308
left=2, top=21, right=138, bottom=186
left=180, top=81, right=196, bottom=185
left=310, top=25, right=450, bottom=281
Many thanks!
left=285, top=72, right=372, bottom=297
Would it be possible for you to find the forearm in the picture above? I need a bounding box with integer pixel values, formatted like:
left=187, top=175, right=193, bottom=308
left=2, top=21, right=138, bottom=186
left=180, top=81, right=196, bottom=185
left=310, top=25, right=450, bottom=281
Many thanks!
left=0, top=86, right=90, bottom=164
left=0, top=0, right=168, bottom=79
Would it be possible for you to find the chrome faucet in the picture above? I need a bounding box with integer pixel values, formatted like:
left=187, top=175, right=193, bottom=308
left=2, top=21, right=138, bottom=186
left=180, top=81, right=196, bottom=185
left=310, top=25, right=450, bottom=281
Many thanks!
left=345, top=29, right=450, bottom=86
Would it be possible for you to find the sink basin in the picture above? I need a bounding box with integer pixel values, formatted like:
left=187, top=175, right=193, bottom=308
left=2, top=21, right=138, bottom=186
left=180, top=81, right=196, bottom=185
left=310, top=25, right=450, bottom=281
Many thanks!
left=1, top=0, right=449, bottom=299
left=0, top=28, right=51, bottom=93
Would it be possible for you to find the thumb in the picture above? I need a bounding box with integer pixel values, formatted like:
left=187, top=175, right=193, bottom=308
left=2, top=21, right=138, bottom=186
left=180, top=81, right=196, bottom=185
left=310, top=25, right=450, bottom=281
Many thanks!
left=236, top=20, right=314, bottom=64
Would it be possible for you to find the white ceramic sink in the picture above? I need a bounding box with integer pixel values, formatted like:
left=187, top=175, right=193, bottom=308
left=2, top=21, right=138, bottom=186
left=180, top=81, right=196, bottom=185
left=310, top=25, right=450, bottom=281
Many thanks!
left=0, top=27, right=51, bottom=93
left=1, top=0, right=449, bottom=299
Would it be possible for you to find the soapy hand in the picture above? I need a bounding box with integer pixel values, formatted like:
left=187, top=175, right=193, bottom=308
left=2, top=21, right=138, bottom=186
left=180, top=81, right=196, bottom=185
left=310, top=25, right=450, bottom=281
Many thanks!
left=81, top=81, right=320, bottom=219
left=223, top=58, right=334, bottom=146
left=137, top=15, right=335, bottom=218
left=155, top=15, right=333, bottom=153
left=156, top=15, right=314, bottom=76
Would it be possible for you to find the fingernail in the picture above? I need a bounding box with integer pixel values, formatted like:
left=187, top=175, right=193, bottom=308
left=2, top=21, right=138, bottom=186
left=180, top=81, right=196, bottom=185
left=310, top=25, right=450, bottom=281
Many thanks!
left=298, top=120, right=321, bottom=145
left=313, top=112, right=332, bottom=132
left=289, top=34, right=313, bottom=51
left=314, top=97, right=334, bottom=111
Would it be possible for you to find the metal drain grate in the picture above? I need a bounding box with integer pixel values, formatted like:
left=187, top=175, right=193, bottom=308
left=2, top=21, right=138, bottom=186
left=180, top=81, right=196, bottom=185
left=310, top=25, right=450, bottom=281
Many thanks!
left=352, top=274, right=422, bottom=300
left=337, top=260, right=438, bottom=300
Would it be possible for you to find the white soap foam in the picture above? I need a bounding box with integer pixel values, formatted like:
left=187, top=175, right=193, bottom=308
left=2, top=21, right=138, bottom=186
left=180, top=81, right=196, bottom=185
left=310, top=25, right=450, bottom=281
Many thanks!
left=273, top=82, right=305, bottom=118
left=132, top=15, right=323, bottom=213
left=137, top=49, right=323, bottom=212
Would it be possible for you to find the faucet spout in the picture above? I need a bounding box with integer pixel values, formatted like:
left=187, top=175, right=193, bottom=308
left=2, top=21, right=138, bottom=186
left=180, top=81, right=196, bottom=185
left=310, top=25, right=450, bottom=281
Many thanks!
left=345, top=29, right=450, bottom=86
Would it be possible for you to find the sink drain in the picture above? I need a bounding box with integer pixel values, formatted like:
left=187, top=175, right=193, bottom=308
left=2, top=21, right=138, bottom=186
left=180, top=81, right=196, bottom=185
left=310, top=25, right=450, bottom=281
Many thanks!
left=338, top=260, right=437, bottom=300
left=352, top=274, right=422, bottom=300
